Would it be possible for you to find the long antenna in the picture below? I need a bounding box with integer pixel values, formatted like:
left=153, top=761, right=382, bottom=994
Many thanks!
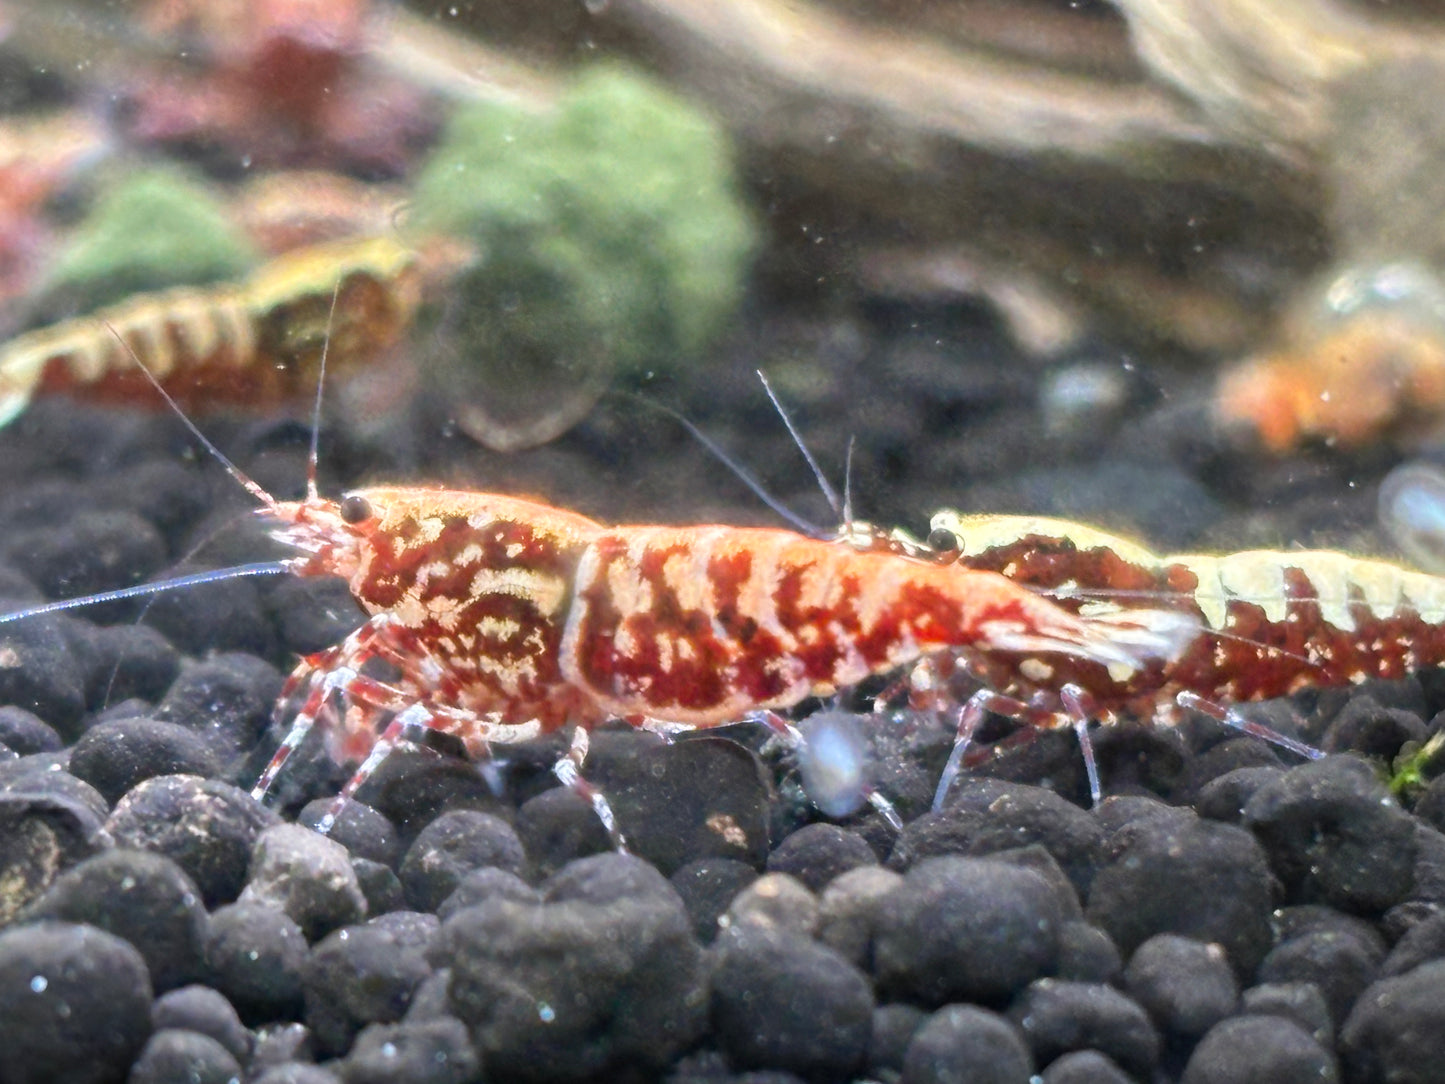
left=0, top=563, right=291, bottom=625
left=306, top=279, right=343, bottom=503
left=620, top=393, right=826, bottom=537
left=103, top=322, right=277, bottom=512
left=756, top=370, right=844, bottom=521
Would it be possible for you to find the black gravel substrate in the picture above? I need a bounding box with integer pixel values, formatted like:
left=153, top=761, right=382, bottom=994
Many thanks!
left=0, top=307, right=1442, bottom=1083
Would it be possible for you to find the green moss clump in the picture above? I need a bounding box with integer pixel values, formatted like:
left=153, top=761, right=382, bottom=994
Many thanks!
left=408, top=65, right=758, bottom=383
left=42, top=166, right=257, bottom=315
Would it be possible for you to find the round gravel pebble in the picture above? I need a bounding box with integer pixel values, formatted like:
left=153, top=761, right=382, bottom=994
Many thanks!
left=69, top=717, right=222, bottom=805
left=127, top=1028, right=244, bottom=1084
left=1182, top=1014, right=1339, bottom=1084
left=142, top=576, right=275, bottom=658
left=711, top=923, right=874, bottom=1079
left=0, top=763, right=109, bottom=822
left=1085, top=814, right=1274, bottom=977
left=1414, top=772, right=1445, bottom=834
left=241, top=823, right=367, bottom=941
left=893, top=778, right=1104, bottom=897
left=21, top=848, right=208, bottom=992
left=352, top=857, right=406, bottom=916
left=1123, top=935, right=1238, bottom=1041
left=338, top=1017, right=481, bottom=1084
left=0, top=706, right=62, bottom=754
left=1091, top=794, right=1192, bottom=836
left=0, top=921, right=154, bottom=1084
left=1008, top=980, right=1160, bottom=1080
left=1382, top=909, right=1445, bottom=977
left=1193, top=766, right=1285, bottom=823
left=299, top=799, right=401, bottom=869
left=368, top=909, right=440, bottom=951
left=1239, top=982, right=1333, bottom=1046
left=358, top=753, right=502, bottom=838
left=874, top=856, right=1062, bottom=1006
left=155, top=654, right=284, bottom=753
left=0, top=785, right=111, bottom=924
left=204, top=901, right=308, bottom=1024
left=152, top=984, right=251, bottom=1063
left=766, top=823, right=877, bottom=892
left=723, top=872, right=819, bottom=937
left=80, top=624, right=179, bottom=710
left=248, top=1021, right=314, bottom=1074
left=1258, top=927, right=1381, bottom=1028
left=105, top=774, right=280, bottom=907
left=1040, top=1050, right=1133, bottom=1084
left=584, top=732, right=771, bottom=874
left=867, top=1003, right=926, bottom=1077
left=900, top=1005, right=1033, bottom=1084
left=669, top=857, right=758, bottom=943
left=1244, top=756, right=1416, bottom=914
left=437, top=852, right=707, bottom=1082
left=1170, top=735, right=1286, bottom=803
left=264, top=575, right=366, bottom=658
left=398, top=810, right=527, bottom=913
left=402, top=967, right=452, bottom=1024
left=990, top=843, right=1085, bottom=921
left=304, top=922, right=433, bottom=1057
left=6, top=510, right=166, bottom=602
left=1405, top=824, right=1445, bottom=909
left=0, top=619, right=89, bottom=738
left=1320, top=696, right=1426, bottom=760
left=252, top=1066, right=341, bottom=1084
left=514, top=786, right=612, bottom=878
left=1056, top=921, right=1123, bottom=984
left=1341, top=958, right=1445, bottom=1083
left=817, top=865, right=904, bottom=967
left=435, top=866, right=540, bottom=922
left=1274, top=903, right=1387, bottom=955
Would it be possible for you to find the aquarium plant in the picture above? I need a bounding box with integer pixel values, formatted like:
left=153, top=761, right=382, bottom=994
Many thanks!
left=41, top=165, right=257, bottom=317
left=407, top=64, right=758, bottom=405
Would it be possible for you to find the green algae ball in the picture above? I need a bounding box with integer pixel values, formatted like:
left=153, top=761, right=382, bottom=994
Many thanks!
left=42, top=166, right=256, bottom=316
left=409, top=64, right=758, bottom=392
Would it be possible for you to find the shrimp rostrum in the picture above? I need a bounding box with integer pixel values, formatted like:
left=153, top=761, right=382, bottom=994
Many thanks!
left=255, top=486, right=1199, bottom=834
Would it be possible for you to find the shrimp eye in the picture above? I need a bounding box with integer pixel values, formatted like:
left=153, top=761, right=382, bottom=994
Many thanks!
left=926, top=527, right=959, bottom=554
left=339, top=495, right=373, bottom=524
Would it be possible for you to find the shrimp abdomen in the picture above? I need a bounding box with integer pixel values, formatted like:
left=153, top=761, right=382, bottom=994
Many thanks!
left=558, top=525, right=1179, bottom=726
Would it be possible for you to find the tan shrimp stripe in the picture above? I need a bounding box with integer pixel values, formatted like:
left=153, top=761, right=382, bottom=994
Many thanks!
left=932, top=510, right=1445, bottom=632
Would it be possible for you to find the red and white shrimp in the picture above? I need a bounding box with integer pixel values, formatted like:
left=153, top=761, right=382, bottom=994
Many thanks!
left=923, top=510, right=1445, bottom=806
left=250, top=486, right=1197, bottom=838
left=0, top=349, right=1197, bottom=840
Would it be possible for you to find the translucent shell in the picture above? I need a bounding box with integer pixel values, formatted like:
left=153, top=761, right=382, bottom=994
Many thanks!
left=795, top=710, right=872, bottom=818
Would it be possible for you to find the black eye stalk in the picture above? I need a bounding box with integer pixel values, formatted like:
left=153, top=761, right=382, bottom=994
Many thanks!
left=339, top=494, right=373, bottom=524
left=926, top=527, right=959, bottom=555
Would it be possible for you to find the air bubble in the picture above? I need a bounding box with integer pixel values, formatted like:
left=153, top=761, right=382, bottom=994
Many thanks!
left=1380, top=462, right=1445, bottom=573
